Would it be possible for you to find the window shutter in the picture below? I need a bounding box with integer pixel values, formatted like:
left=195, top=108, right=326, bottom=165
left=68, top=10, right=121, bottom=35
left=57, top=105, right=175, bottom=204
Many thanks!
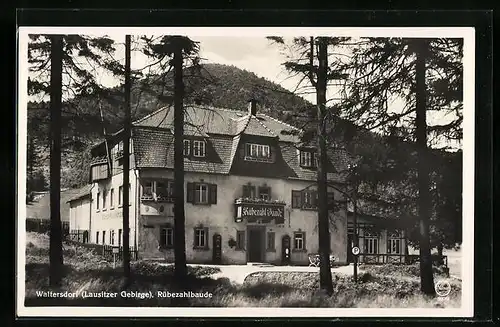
left=204, top=227, right=209, bottom=248
left=160, top=228, right=166, bottom=246
left=291, top=191, right=298, bottom=208
left=387, top=239, right=391, bottom=254
left=301, top=191, right=305, bottom=207
left=311, top=191, right=317, bottom=207
left=243, top=185, right=249, bottom=198
left=186, top=182, right=194, bottom=203
left=303, top=232, right=307, bottom=251
left=209, top=184, right=217, bottom=204
left=270, top=145, right=275, bottom=162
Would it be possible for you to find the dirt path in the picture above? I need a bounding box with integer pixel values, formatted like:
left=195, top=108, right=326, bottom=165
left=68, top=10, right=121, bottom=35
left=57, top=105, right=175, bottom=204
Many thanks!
left=187, top=264, right=362, bottom=285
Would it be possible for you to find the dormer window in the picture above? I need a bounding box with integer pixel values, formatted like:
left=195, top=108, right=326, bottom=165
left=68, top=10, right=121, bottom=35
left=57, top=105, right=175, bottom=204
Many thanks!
left=245, top=143, right=272, bottom=162
left=300, top=150, right=317, bottom=168
left=193, top=140, right=206, bottom=157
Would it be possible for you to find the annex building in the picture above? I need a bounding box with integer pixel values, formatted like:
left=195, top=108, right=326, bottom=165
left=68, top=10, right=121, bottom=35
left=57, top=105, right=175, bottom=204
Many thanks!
left=68, top=100, right=408, bottom=265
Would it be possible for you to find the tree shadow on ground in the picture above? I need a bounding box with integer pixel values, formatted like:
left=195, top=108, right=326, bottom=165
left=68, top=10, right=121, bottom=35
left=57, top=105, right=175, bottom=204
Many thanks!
left=239, top=282, right=292, bottom=299
left=24, top=262, right=230, bottom=307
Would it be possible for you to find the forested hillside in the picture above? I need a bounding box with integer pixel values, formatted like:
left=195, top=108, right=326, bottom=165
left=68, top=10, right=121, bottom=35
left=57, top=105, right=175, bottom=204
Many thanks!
left=26, top=63, right=311, bottom=190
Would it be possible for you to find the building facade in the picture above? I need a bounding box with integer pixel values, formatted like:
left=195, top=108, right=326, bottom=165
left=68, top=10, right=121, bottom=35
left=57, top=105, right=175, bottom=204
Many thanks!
left=68, top=100, right=408, bottom=265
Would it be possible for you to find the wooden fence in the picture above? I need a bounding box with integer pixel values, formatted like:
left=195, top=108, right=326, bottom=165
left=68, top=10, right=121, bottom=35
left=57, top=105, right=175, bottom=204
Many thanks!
left=359, top=253, right=448, bottom=267
left=65, top=239, right=138, bottom=261
left=26, top=218, right=69, bottom=236
left=68, top=230, right=89, bottom=243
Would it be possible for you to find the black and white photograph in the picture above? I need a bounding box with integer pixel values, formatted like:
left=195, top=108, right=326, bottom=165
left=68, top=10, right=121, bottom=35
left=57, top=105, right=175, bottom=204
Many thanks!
left=17, top=26, right=474, bottom=317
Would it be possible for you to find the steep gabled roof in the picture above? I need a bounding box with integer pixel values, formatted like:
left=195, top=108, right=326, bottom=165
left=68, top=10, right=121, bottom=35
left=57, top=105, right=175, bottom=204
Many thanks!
left=66, top=184, right=93, bottom=203
left=132, top=105, right=302, bottom=142
left=124, top=105, right=355, bottom=181
left=26, top=186, right=92, bottom=221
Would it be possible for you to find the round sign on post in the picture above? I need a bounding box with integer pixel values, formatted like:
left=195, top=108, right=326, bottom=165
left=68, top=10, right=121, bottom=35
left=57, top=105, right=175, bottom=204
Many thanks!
left=352, top=246, right=360, bottom=255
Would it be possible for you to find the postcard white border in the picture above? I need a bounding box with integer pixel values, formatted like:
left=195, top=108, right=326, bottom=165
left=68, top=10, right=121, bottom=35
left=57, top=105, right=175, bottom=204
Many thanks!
left=16, top=26, right=475, bottom=318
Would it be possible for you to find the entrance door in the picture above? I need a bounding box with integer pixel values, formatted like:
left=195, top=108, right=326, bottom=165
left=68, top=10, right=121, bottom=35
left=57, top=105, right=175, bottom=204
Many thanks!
left=281, top=235, right=291, bottom=265
left=212, top=233, right=222, bottom=264
left=247, top=228, right=264, bottom=262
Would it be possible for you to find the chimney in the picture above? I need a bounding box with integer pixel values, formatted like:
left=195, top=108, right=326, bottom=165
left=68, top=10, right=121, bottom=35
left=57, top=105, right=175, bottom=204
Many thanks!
left=248, top=99, right=258, bottom=116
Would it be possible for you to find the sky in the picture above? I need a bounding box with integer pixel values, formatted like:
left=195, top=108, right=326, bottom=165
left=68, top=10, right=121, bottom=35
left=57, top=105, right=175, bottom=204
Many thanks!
left=98, top=35, right=331, bottom=104
left=26, top=32, right=468, bottom=150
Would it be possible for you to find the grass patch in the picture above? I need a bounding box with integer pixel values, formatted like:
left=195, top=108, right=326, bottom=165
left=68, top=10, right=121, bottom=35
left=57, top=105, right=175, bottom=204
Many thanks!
left=358, top=263, right=451, bottom=279
left=241, top=271, right=461, bottom=308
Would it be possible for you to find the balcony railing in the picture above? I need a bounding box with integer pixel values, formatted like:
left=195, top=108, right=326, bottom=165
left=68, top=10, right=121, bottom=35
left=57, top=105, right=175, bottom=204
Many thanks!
left=235, top=197, right=286, bottom=205
left=140, top=193, right=174, bottom=202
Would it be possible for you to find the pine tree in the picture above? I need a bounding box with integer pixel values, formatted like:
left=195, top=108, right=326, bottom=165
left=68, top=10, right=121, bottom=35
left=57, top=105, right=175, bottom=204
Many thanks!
left=338, top=37, right=463, bottom=296
left=140, top=36, right=202, bottom=291
left=268, top=36, right=351, bottom=294
left=28, top=34, right=121, bottom=287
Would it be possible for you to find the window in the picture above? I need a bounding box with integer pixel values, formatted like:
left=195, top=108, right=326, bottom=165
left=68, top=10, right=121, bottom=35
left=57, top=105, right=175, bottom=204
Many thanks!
left=388, top=238, right=401, bottom=254
left=118, top=229, right=122, bottom=247
left=294, top=232, right=305, bottom=250
left=300, top=150, right=317, bottom=168
left=194, top=228, right=208, bottom=248
left=363, top=231, right=379, bottom=254
left=143, top=181, right=154, bottom=198
left=267, top=232, right=275, bottom=251
left=187, top=183, right=217, bottom=205
left=96, top=192, right=100, bottom=210
left=291, top=190, right=317, bottom=209
left=156, top=181, right=172, bottom=200
left=96, top=231, right=99, bottom=244
left=388, top=231, right=402, bottom=254
left=258, top=186, right=271, bottom=200
left=193, top=140, right=206, bottom=157
left=242, top=184, right=257, bottom=198
left=110, top=188, right=114, bottom=208
left=245, top=143, right=272, bottom=162
left=102, top=231, right=106, bottom=245
left=303, top=190, right=317, bottom=209
left=300, top=151, right=312, bottom=167
left=236, top=231, right=245, bottom=250
left=102, top=189, right=107, bottom=209
left=183, top=139, right=191, bottom=156
left=110, top=230, right=115, bottom=245
left=118, top=186, right=123, bottom=205
left=195, top=183, right=208, bottom=204
left=160, top=226, right=174, bottom=248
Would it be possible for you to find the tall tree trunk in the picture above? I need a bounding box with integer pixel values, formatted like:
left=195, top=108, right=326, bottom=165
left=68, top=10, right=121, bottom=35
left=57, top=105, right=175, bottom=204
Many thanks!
left=122, top=34, right=131, bottom=282
left=316, top=37, right=334, bottom=295
left=352, top=184, right=358, bottom=283
left=27, top=136, right=35, bottom=202
left=49, top=34, right=64, bottom=288
left=415, top=38, right=435, bottom=296
left=437, top=242, right=444, bottom=266
left=173, top=40, right=188, bottom=284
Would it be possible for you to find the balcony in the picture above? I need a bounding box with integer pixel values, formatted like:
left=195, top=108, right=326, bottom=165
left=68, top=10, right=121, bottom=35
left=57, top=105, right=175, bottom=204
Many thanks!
left=140, top=193, right=174, bottom=203
left=140, top=201, right=174, bottom=216
left=234, top=197, right=286, bottom=224
left=90, top=162, right=109, bottom=182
